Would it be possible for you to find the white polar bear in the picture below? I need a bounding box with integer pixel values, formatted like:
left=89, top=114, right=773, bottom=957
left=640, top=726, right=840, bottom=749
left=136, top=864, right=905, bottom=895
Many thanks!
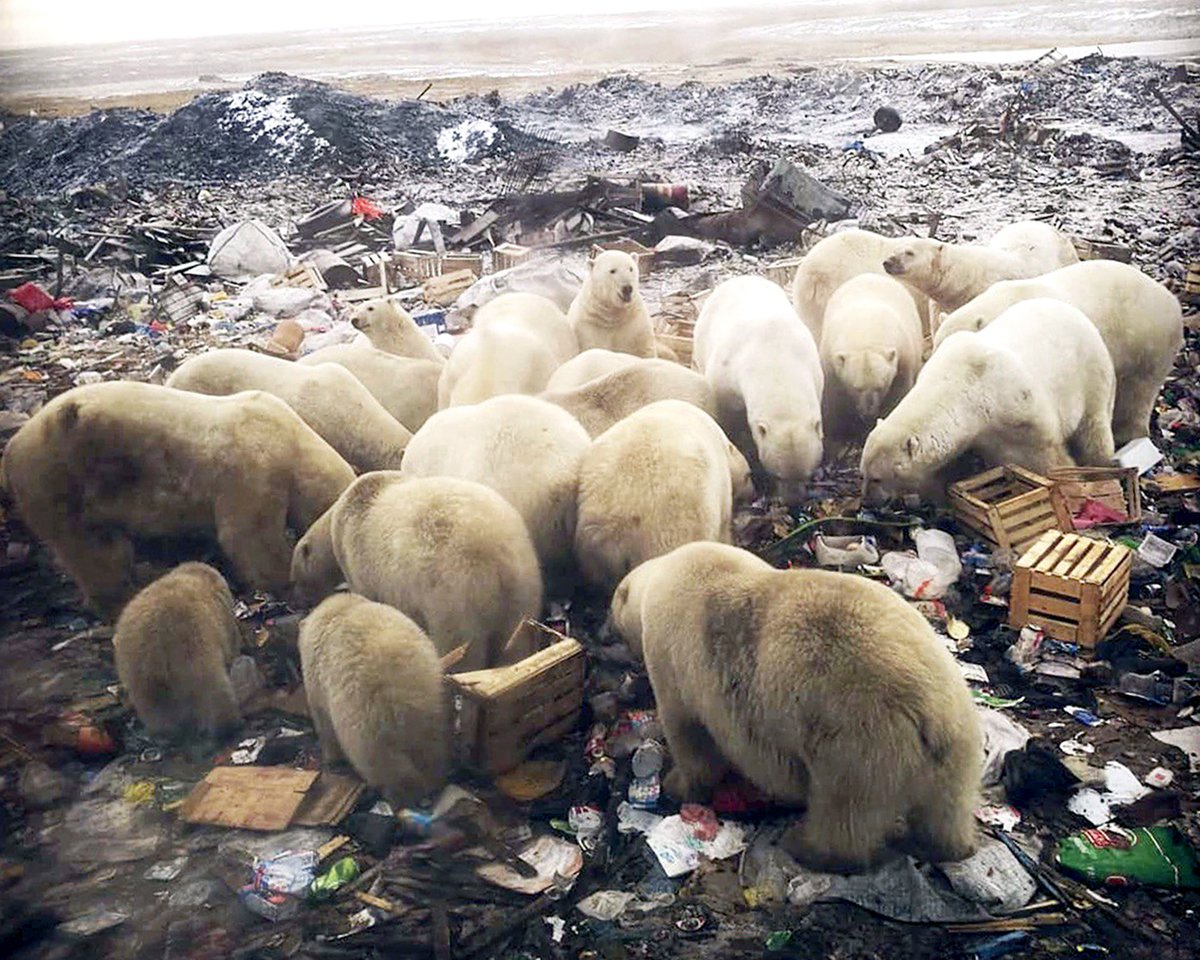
left=693, top=275, right=824, bottom=482
left=861, top=298, right=1116, bottom=504
left=438, top=292, right=578, bottom=407
left=882, top=220, right=1079, bottom=312
left=790, top=229, right=930, bottom=341
left=567, top=251, right=656, bottom=358
left=399, top=395, right=591, bottom=578
left=167, top=348, right=411, bottom=472
left=575, top=400, right=753, bottom=591
left=298, top=344, right=441, bottom=432
left=932, top=260, right=1183, bottom=445
left=820, top=273, right=924, bottom=440
left=350, top=297, right=445, bottom=364
left=545, top=348, right=640, bottom=392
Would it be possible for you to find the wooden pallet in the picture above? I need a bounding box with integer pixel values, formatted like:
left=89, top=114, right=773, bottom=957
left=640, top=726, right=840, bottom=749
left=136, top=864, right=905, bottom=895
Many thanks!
left=948, top=465, right=1072, bottom=553
left=1009, top=530, right=1132, bottom=652
left=1048, top=466, right=1141, bottom=527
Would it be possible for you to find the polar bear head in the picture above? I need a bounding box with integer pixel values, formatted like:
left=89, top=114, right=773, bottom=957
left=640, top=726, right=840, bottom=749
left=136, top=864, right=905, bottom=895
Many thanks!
left=588, top=251, right=640, bottom=308
left=882, top=239, right=942, bottom=280
left=834, top=348, right=898, bottom=419
left=289, top=508, right=343, bottom=607
left=608, top=555, right=661, bottom=659
left=753, top=415, right=824, bottom=482
left=860, top=423, right=925, bottom=505
left=726, top=441, right=755, bottom=502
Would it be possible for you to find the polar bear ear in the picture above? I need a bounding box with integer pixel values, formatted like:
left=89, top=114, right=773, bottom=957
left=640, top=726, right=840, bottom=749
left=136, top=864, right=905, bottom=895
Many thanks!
left=905, top=435, right=921, bottom=459
left=883, top=348, right=897, bottom=363
left=835, top=352, right=848, bottom=368
left=754, top=421, right=768, bottom=438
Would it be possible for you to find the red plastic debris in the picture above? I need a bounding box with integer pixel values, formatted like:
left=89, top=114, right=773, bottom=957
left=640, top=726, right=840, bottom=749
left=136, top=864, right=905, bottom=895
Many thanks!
left=7, top=282, right=73, bottom=314
left=351, top=196, right=384, bottom=220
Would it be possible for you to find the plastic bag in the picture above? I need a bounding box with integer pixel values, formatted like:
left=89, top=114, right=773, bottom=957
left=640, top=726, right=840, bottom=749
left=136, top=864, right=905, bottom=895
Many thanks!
left=1056, top=826, right=1200, bottom=889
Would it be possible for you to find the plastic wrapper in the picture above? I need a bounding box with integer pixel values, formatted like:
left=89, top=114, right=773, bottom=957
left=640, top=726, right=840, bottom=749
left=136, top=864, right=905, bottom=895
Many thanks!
left=1056, top=826, right=1200, bottom=889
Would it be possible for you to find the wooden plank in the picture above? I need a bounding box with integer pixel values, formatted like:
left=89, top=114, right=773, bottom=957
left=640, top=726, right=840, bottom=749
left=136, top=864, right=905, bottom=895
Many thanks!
left=1035, top=534, right=1078, bottom=574
left=1029, top=616, right=1080, bottom=645
left=292, top=772, right=364, bottom=826
left=1028, top=569, right=1082, bottom=598
left=178, top=766, right=317, bottom=831
left=1007, top=464, right=1055, bottom=488
left=1025, top=592, right=1082, bottom=621
left=995, top=487, right=1051, bottom=516
left=1050, top=536, right=1093, bottom=578
left=1085, top=544, right=1130, bottom=585
left=451, top=638, right=583, bottom=700
left=1017, top=530, right=1063, bottom=569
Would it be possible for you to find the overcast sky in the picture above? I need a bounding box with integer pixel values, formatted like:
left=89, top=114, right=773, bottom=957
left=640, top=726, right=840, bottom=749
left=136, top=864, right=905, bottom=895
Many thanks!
left=1, top=1, right=773, bottom=49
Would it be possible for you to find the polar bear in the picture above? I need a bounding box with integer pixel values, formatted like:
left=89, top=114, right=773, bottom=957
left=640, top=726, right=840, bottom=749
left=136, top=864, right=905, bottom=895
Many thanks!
left=298, top=344, right=441, bottom=432
left=575, top=400, right=752, bottom=591
left=932, top=260, right=1183, bottom=445
left=790, top=229, right=930, bottom=341
left=399, top=395, right=591, bottom=577
left=545, top=348, right=640, bottom=392
left=290, top=473, right=542, bottom=671
left=820, top=273, right=924, bottom=440
left=1, top=382, right=353, bottom=617
left=113, top=562, right=242, bottom=741
left=608, top=541, right=982, bottom=872
left=861, top=298, right=1116, bottom=504
left=299, top=592, right=447, bottom=807
left=350, top=297, right=445, bottom=364
left=567, top=251, right=655, bottom=358
left=438, top=293, right=578, bottom=407
left=882, top=220, right=1079, bottom=312
left=541, top=358, right=718, bottom=438
left=693, top=276, right=824, bottom=483
left=167, top=349, right=411, bottom=472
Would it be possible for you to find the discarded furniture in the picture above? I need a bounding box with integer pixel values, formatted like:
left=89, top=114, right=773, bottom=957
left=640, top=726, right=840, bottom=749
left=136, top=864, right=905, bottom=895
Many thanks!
left=948, top=465, right=1071, bottom=554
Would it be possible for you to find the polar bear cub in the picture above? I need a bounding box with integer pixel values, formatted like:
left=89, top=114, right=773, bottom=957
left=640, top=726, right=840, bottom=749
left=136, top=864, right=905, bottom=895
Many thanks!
left=299, top=593, right=447, bottom=807
left=862, top=298, right=1116, bottom=504
left=567, top=251, right=656, bottom=358
left=608, top=541, right=982, bottom=872
left=575, top=400, right=752, bottom=591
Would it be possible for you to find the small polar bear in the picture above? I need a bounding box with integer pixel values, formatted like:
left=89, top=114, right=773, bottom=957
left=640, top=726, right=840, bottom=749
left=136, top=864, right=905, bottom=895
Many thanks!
left=862, top=298, right=1116, bottom=504
left=932, top=260, right=1183, bottom=445
left=290, top=472, right=542, bottom=672
left=567, top=251, right=656, bottom=358
left=545, top=348, right=640, bottom=392
left=820, top=273, right=924, bottom=440
left=882, top=220, right=1079, bottom=312
left=0, top=382, right=353, bottom=616
left=350, top=297, right=445, bottom=364
left=541, top=358, right=719, bottom=438
left=575, top=400, right=753, bottom=591
left=438, top=292, right=579, bottom=407
left=693, top=275, right=824, bottom=483
left=399, top=395, right=591, bottom=577
left=607, top=541, right=982, bottom=873
left=299, top=593, right=447, bottom=808
left=790, top=229, right=930, bottom=341
left=298, top=344, right=441, bottom=432
left=113, top=562, right=242, bottom=741
left=167, top=349, right=411, bottom=472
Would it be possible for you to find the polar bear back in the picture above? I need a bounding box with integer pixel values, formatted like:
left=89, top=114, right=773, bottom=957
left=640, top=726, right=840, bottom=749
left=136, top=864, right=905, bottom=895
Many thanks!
left=298, top=343, right=441, bottom=432
left=987, top=220, right=1080, bottom=275
left=545, top=348, right=640, bottom=392
left=473, top=292, right=578, bottom=365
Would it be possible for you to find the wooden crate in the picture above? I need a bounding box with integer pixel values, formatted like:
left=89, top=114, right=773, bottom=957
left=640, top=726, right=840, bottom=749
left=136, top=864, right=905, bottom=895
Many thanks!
left=396, top=250, right=443, bottom=280
left=948, top=465, right=1072, bottom=553
left=1071, top=237, right=1134, bottom=264
left=441, top=253, right=483, bottom=278
left=1009, top=530, right=1132, bottom=651
left=763, top=256, right=802, bottom=290
left=1185, top=262, right=1200, bottom=303
left=1048, top=466, right=1141, bottom=527
left=492, top=243, right=533, bottom=272
left=423, top=268, right=476, bottom=307
left=448, top=621, right=585, bottom=775
left=590, top=239, right=655, bottom=280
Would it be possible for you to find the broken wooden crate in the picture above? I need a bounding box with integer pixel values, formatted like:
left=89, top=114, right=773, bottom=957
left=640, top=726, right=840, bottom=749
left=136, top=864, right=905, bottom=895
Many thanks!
left=1008, top=530, right=1132, bottom=652
left=397, top=250, right=483, bottom=282
left=948, top=465, right=1072, bottom=554
left=653, top=291, right=701, bottom=366
left=763, top=256, right=802, bottom=290
left=492, top=242, right=533, bottom=272
left=590, top=239, right=655, bottom=280
left=448, top=621, right=584, bottom=775
left=1185, top=261, right=1200, bottom=304
left=1071, top=237, right=1134, bottom=264
left=1048, top=466, right=1141, bottom=527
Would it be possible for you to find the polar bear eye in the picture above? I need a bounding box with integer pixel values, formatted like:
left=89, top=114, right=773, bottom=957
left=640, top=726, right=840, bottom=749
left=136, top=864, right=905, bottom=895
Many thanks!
left=610, top=268, right=616, bottom=274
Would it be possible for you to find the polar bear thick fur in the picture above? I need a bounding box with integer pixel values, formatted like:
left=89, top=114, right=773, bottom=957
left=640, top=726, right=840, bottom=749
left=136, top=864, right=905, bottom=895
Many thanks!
left=790, top=229, right=930, bottom=341
left=167, top=349, right=411, bottom=472
left=299, top=593, right=447, bottom=807
left=399, top=395, right=591, bottom=576
left=541, top=359, right=718, bottom=438
left=298, top=344, right=441, bottom=432
left=1, top=382, right=353, bottom=616
left=693, top=276, right=824, bottom=482
left=290, top=472, right=542, bottom=671
left=350, top=297, right=445, bottom=364
left=575, top=400, right=752, bottom=591
left=862, top=298, right=1116, bottom=504
left=882, top=220, right=1079, bottom=312
left=545, top=348, right=640, bottom=392
left=113, top=562, right=242, bottom=741
left=932, top=260, right=1183, bottom=445
left=567, top=251, right=656, bottom=358
left=608, top=541, right=982, bottom=872
left=820, top=273, right=924, bottom=440
left=438, top=293, right=578, bottom=407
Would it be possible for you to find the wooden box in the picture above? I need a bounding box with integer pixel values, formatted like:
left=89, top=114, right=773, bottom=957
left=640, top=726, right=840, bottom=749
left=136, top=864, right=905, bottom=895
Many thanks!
left=763, top=256, right=802, bottom=290
left=492, top=243, right=532, bottom=272
left=1185, top=261, right=1200, bottom=303
left=440, top=253, right=483, bottom=278
left=396, top=250, right=443, bottom=280
left=1009, top=530, right=1132, bottom=651
left=948, top=465, right=1072, bottom=554
left=448, top=621, right=585, bottom=775
left=590, top=239, right=655, bottom=280
left=423, top=268, right=476, bottom=307
left=1048, top=466, right=1141, bottom=527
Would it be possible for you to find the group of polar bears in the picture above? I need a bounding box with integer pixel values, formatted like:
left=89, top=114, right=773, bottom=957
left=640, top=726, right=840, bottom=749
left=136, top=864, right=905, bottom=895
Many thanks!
left=0, top=229, right=1183, bottom=872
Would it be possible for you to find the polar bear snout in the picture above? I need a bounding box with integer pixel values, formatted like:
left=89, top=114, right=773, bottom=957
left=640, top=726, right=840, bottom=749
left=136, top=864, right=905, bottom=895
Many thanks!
left=882, top=254, right=905, bottom=276
left=619, top=284, right=633, bottom=303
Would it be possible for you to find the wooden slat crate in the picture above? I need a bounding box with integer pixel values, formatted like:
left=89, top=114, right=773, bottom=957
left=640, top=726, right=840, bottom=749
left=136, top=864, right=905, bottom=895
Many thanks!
left=492, top=243, right=533, bottom=272
left=590, top=239, right=655, bottom=279
left=441, top=253, right=483, bottom=278
left=1071, top=237, right=1134, bottom=264
left=1048, top=466, right=1141, bottom=527
left=423, top=268, right=476, bottom=307
left=396, top=250, right=444, bottom=280
left=1009, top=530, right=1132, bottom=652
left=359, top=252, right=392, bottom=294
left=275, top=262, right=327, bottom=291
left=448, top=621, right=585, bottom=775
left=1185, top=262, right=1200, bottom=303
left=763, top=256, right=802, bottom=290
left=158, top=279, right=205, bottom=325
left=948, top=465, right=1072, bottom=553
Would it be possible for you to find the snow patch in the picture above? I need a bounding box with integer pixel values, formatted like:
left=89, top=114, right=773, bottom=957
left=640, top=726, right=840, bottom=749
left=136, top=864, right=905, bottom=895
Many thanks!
left=218, top=90, right=331, bottom=163
left=437, top=119, right=499, bottom=162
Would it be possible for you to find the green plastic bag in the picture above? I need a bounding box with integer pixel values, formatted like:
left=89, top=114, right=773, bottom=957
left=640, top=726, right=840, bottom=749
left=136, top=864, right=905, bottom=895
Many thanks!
left=1057, top=826, right=1200, bottom=889
left=309, top=856, right=360, bottom=900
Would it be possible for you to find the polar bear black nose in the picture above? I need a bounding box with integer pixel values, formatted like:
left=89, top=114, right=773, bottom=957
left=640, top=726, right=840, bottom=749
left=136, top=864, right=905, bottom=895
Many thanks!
left=620, top=284, right=633, bottom=301
left=882, top=256, right=902, bottom=275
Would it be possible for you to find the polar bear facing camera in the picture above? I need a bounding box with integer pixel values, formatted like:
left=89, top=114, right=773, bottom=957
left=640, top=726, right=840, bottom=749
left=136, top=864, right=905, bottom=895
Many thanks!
left=608, top=541, right=982, bottom=872
left=861, top=298, right=1116, bottom=504
left=567, top=251, right=656, bottom=358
